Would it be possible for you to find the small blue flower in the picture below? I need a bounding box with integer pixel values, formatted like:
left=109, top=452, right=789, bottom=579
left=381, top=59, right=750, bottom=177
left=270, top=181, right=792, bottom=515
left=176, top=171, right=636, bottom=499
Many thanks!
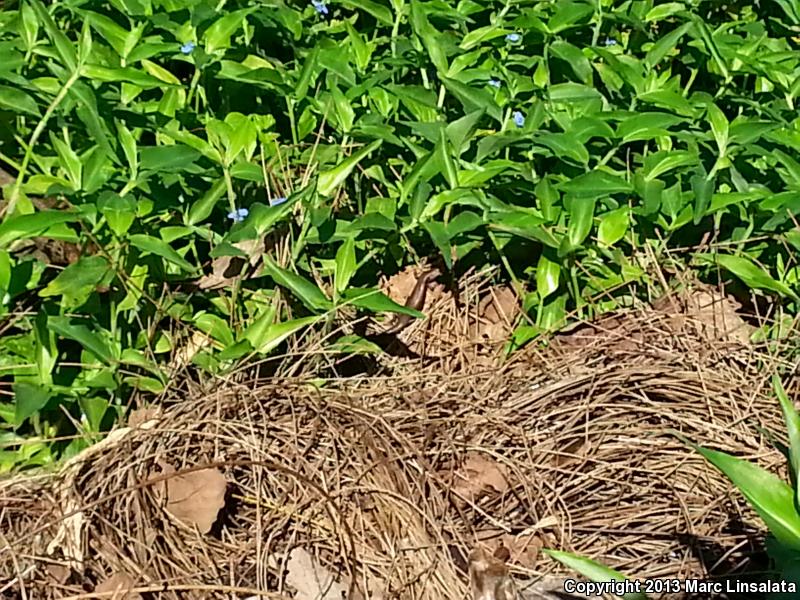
left=180, top=41, right=196, bottom=55
left=512, top=111, right=525, bottom=128
left=505, top=33, right=521, bottom=43
left=312, top=0, right=329, bottom=14
left=269, top=196, right=288, bottom=207
left=603, top=37, right=617, bottom=46
left=228, top=207, right=249, bottom=223
left=488, top=78, right=502, bottom=89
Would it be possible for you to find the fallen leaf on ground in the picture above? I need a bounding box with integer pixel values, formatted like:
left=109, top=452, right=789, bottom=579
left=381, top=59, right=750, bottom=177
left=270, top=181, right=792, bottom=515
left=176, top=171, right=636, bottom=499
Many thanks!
left=500, top=531, right=543, bottom=570
left=451, top=452, right=509, bottom=502
left=474, top=286, right=520, bottom=342
left=469, top=546, right=514, bottom=600
left=381, top=266, right=419, bottom=304
left=197, top=238, right=264, bottom=290
left=670, top=286, right=753, bottom=344
left=128, top=406, right=161, bottom=428
left=45, top=564, right=71, bottom=584
left=156, top=462, right=227, bottom=534
left=170, top=330, right=216, bottom=371
left=285, top=547, right=350, bottom=600
left=94, top=572, right=143, bottom=599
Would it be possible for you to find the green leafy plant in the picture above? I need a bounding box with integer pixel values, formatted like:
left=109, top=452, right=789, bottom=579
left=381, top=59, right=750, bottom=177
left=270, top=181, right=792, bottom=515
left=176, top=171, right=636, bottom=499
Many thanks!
left=543, top=549, right=649, bottom=600
left=1, top=0, right=800, bottom=468
left=680, top=376, right=800, bottom=594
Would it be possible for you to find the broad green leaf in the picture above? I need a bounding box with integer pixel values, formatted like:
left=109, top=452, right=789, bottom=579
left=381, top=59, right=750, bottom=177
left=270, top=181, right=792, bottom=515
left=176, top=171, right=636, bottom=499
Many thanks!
left=223, top=112, right=257, bottom=162
left=535, top=132, right=588, bottom=165
left=687, top=440, right=800, bottom=551
left=48, top=316, right=115, bottom=364
left=186, top=179, right=227, bottom=226
left=699, top=253, right=799, bottom=301
left=445, top=110, right=484, bottom=155
left=410, top=0, right=448, bottom=73
left=203, top=8, right=255, bottom=54
left=116, top=120, right=138, bottom=180
left=295, top=46, right=320, bottom=101
left=646, top=22, right=692, bottom=67
left=79, top=397, right=109, bottom=432
left=566, top=195, right=596, bottom=248
left=547, top=1, right=594, bottom=33
left=643, top=150, right=696, bottom=181
left=80, top=65, right=168, bottom=88
left=423, top=220, right=452, bottom=269
left=140, top=145, right=202, bottom=172
left=40, top=255, right=110, bottom=307
left=230, top=187, right=310, bottom=240
left=13, top=382, right=51, bottom=428
left=19, top=2, right=39, bottom=52
left=262, top=256, right=333, bottom=312
left=645, top=2, right=686, bottom=21
left=248, top=316, right=320, bottom=355
left=0, top=212, right=78, bottom=249
left=342, top=288, right=425, bottom=318
left=338, top=0, right=393, bottom=24
left=598, top=208, right=630, bottom=246
left=435, top=128, right=459, bottom=189
left=617, top=112, right=685, bottom=143
left=774, top=376, right=800, bottom=495
left=441, top=77, right=502, bottom=122
left=30, top=0, right=77, bottom=71
left=98, top=192, right=136, bottom=236
left=706, top=103, right=729, bottom=154
left=0, top=86, right=40, bottom=117
left=561, top=171, right=632, bottom=196
left=85, top=11, right=129, bottom=57
left=460, top=25, right=511, bottom=50
left=330, top=86, right=355, bottom=134
left=543, top=550, right=648, bottom=600
left=691, top=172, right=715, bottom=224
left=129, top=234, right=196, bottom=273
left=50, top=134, right=82, bottom=189
left=536, top=253, right=560, bottom=300
left=549, top=41, right=592, bottom=84
left=194, top=312, right=235, bottom=347
left=140, top=59, right=180, bottom=85
left=633, top=173, right=664, bottom=215
left=318, top=140, right=382, bottom=197
left=334, top=237, right=357, bottom=295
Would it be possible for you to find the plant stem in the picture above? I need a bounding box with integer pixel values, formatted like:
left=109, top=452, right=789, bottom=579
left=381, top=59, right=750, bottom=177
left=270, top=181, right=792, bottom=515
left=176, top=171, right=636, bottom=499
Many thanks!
left=4, top=66, right=81, bottom=218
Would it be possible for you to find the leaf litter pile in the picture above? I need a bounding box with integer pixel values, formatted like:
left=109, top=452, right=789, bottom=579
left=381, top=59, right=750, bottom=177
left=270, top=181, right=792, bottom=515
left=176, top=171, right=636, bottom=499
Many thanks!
left=1, top=268, right=797, bottom=599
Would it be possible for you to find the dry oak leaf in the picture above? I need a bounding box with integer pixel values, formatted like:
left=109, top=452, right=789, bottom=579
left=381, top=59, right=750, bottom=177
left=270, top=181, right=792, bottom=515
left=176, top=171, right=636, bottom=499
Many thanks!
left=469, top=546, right=514, bottom=600
left=452, top=452, right=509, bottom=501
left=158, top=462, right=227, bottom=534
left=285, top=547, right=351, bottom=600
left=197, top=237, right=264, bottom=290
left=94, top=572, right=143, bottom=599
left=474, top=286, right=520, bottom=342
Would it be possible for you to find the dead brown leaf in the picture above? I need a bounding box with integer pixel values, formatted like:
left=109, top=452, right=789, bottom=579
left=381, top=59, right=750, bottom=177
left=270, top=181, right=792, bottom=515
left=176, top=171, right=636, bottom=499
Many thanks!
left=382, top=266, right=421, bottom=305
left=45, top=563, right=71, bottom=584
left=94, top=572, right=143, bottom=599
left=469, top=546, right=514, bottom=600
left=128, top=406, right=161, bottom=428
left=285, top=547, right=351, bottom=600
left=474, top=286, right=520, bottom=342
left=197, top=238, right=264, bottom=290
left=500, top=531, right=543, bottom=570
left=451, top=452, right=509, bottom=502
left=157, top=462, right=227, bottom=534
left=662, top=286, right=753, bottom=344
